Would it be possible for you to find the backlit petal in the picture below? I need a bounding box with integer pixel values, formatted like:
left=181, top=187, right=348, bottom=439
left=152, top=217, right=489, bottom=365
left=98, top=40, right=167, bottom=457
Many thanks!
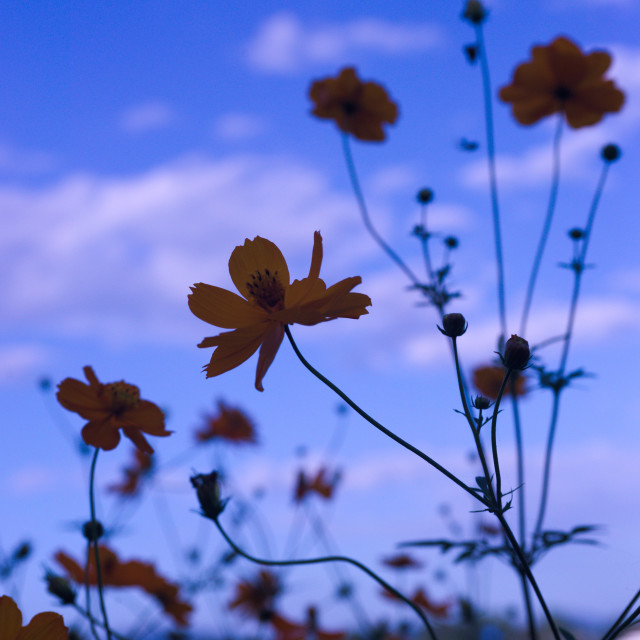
left=82, top=420, right=121, bottom=451
left=17, top=612, right=68, bottom=640
left=188, top=283, right=266, bottom=329
left=202, top=325, right=268, bottom=379
left=56, top=378, right=108, bottom=421
left=0, top=595, right=22, bottom=638
left=229, top=237, right=290, bottom=300
left=254, top=322, right=285, bottom=392
left=121, top=401, right=170, bottom=437
left=122, top=428, right=154, bottom=454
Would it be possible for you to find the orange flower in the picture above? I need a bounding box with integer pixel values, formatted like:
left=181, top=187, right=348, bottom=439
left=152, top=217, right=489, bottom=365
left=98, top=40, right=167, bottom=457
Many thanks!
left=293, top=467, right=340, bottom=503
left=271, top=608, right=346, bottom=640
left=472, top=365, right=527, bottom=400
left=499, top=36, right=624, bottom=128
left=382, top=587, right=452, bottom=618
left=188, top=232, right=371, bottom=391
left=0, top=595, right=68, bottom=640
left=382, top=553, right=423, bottom=570
left=55, top=546, right=192, bottom=627
left=194, top=400, right=257, bottom=444
left=108, top=449, right=154, bottom=497
left=56, top=366, right=171, bottom=453
left=228, top=570, right=281, bottom=620
left=309, top=67, right=398, bottom=141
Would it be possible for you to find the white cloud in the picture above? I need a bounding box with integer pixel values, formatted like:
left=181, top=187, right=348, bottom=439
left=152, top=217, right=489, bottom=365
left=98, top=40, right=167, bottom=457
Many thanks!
left=212, top=113, right=266, bottom=141
left=245, top=13, right=444, bottom=74
left=0, top=344, right=50, bottom=383
left=0, top=143, right=56, bottom=175
left=119, top=101, right=175, bottom=133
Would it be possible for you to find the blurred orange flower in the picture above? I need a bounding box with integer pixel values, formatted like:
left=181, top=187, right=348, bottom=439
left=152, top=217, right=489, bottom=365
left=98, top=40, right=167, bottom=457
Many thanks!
left=499, top=36, right=624, bottom=128
left=56, top=366, right=171, bottom=454
left=228, top=570, right=281, bottom=619
left=309, top=67, right=398, bottom=141
left=294, top=467, right=340, bottom=503
left=382, top=553, right=423, bottom=570
left=382, top=587, right=452, bottom=618
left=188, top=232, right=371, bottom=391
left=0, top=595, right=68, bottom=640
left=472, top=365, right=527, bottom=400
left=55, top=546, right=192, bottom=627
left=108, top=449, right=154, bottom=497
left=271, top=607, right=346, bottom=640
left=194, top=400, right=257, bottom=444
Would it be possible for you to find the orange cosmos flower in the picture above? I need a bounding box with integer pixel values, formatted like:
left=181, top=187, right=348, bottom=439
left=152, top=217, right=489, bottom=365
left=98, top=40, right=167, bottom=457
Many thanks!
left=108, top=449, right=154, bottom=497
left=293, top=467, right=340, bottom=503
left=0, top=595, right=69, bottom=640
left=56, top=366, right=171, bottom=454
left=271, top=607, right=346, bottom=640
left=188, top=232, right=371, bottom=391
left=382, top=553, right=423, bottom=570
left=228, top=570, right=282, bottom=620
left=309, top=67, right=398, bottom=141
left=499, top=36, right=624, bottom=128
left=472, top=365, right=527, bottom=400
left=382, top=587, right=452, bottom=618
left=194, top=400, right=257, bottom=444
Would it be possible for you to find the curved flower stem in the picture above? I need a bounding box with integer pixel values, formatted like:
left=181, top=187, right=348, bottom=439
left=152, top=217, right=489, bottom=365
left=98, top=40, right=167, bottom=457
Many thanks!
left=341, top=134, right=421, bottom=286
left=475, top=23, right=507, bottom=339
left=213, top=517, right=438, bottom=640
left=490, top=371, right=511, bottom=506
left=520, top=115, right=563, bottom=337
left=89, top=448, right=113, bottom=640
left=84, top=540, right=100, bottom=640
left=285, top=326, right=485, bottom=506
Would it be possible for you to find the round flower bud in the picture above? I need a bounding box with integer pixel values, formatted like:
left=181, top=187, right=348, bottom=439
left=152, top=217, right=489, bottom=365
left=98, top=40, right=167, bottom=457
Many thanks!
left=82, top=519, right=104, bottom=542
left=46, top=572, right=77, bottom=605
left=472, top=395, right=491, bottom=410
left=444, top=236, right=459, bottom=249
left=568, top=228, right=584, bottom=240
left=601, top=144, right=621, bottom=163
left=438, top=313, right=468, bottom=338
left=462, top=0, right=488, bottom=24
left=191, top=471, right=228, bottom=520
left=502, top=334, right=530, bottom=370
left=417, top=188, right=434, bottom=204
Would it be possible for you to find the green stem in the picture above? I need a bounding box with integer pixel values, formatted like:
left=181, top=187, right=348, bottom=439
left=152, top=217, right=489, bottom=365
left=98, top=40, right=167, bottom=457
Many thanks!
left=520, top=115, right=563, bottom=337
left=490, top=371, right=511, bottom=506
left=213, top=517, right=438, bottom=640
left=84, top=540, right=100, bottom=640
left=285, top=326, right=484, bottom=505
left=89, top=448, right=113, bottom=640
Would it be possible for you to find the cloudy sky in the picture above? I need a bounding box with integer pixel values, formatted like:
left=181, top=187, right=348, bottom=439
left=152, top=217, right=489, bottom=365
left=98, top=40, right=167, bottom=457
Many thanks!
left=2, top=0, right=640, bottom=636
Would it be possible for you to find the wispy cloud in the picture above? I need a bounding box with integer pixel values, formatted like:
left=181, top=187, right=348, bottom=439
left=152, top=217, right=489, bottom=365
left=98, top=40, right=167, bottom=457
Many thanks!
left=0, top=143, right=56, bottom=175
left=0, top=344, right=50, bottom=383
left=212, top=113, right=266, bottom=141
left=119, top=101, right=175, bottom=133
left=245, top=13, right=444, bottom=74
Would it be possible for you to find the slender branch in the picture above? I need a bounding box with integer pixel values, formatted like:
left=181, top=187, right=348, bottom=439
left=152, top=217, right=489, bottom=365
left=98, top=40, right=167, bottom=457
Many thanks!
left=285, top=326, right=485, bottom=505
left=73, top=603, right=131, bottom=640
left=520, top=116, right=563, bottom=336
left=213, top=517, right=439, bottom=640
left=84, top=540, right=100, bottom=640
left=490, top=371, right=511, bottom=505
left=602, top=587, right=640, bottom=640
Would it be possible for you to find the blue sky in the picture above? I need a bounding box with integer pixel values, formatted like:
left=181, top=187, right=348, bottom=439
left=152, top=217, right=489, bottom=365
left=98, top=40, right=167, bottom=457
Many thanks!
left=2, top=0, right=640, bottom=635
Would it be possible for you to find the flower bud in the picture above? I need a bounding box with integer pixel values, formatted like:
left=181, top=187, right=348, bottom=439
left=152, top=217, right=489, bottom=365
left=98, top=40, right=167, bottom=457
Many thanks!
left=568, top=227, right=584, bottom=240
left=82, top=520, right=104, bottom=542
left=438, top=313, right=468, bottom=338
left=416, top=188, right=434, bottom=204
left=191, top=471, right=228, bottom=520
left=472, top=395, right=491, bottom=410
left=444, top=236, right=459, bottom=249
left=601, top=144, right=621, bottom=163
left=462, top=0, right=488, bottom=24
left=502, top=334, right=530, bottom=370
left=46, top=572, right=76, bottom=605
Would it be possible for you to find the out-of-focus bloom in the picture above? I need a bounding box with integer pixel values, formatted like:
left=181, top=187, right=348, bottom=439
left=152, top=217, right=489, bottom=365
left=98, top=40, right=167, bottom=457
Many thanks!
left=108, top=449, right=154, bottom=497
left=462, top=0, right=487, bottom=25
left=188, top=232, right=371, bottom=391
left=309, top=67, right=398, bottom=142
left=194, top=401, right=257, bottom=444
left=56, top=366, right=171, bottom=454
left=499, top=36, right=625, bottom=128
left=271, top=607, right=347, bottom=640
left=478, top=522, right=503, bottom=536
left=472, top=365, right=527, bottom=400
left=382, top=587, right=452, bottom=618
left=382, top=553, right=423, bottom=570
left=55, top=546, right=192, bottom=627
left=294, top=467, right=341, bottom=503
left=45, top=572, right=77, bottom=605
left=228, top=570, right=282, bottom=620
left=0, top=595, right=68, bottom=640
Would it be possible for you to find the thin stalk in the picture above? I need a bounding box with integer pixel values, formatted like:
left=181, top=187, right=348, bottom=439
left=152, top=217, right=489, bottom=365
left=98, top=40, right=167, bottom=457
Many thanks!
left=89, top=448, right=113, bottom=640
left=490, top=371, right=511, bottom=505
left=342, top=134, right=421, bottom=286
left=73, top=603, right=131, bottom=640
left=213, top=517, right=438, bottom=640
left=606, top=604, right=640, bottom=640
left=285, top=326, right=484, bottom=505
left=520, top=116, right=564, bottom=336
left=602, top=587, right=640, bottom=640
left=84, top=539, right=100, bottom=640
left=519, top=570, right=538, bottom=640
left=475, top=23, right=507, bottom=338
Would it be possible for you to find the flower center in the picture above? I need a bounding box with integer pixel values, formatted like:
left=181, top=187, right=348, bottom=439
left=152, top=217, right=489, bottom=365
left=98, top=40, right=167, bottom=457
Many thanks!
left=341, top=100, right=358, bottom=116
left=106, top=382, right=140, bottom=414
left=554, top=85, right=573, bottom=101
left=246, top=269, right=285, bottom=311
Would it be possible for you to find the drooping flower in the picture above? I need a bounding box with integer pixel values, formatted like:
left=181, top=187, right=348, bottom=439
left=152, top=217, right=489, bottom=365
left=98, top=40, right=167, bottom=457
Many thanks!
left=194, top=400, right=257, bottom=444
left=108, top=449, right=154, bottom=497
left=499, top=36, right=624, bottom=128
left=382, top=553, right=423, bottom=570
left=472, top=365, right=527, bottom=400
left=55, top=546, right=192, bottom=627
left=293, top=467, right=340, bottom=503
left=188, top=232, right=371, bottom=391
left=228, top=570, right=282, bottom=620
left=309, top=67, right=398, bottom=141
left=56, top=367, right=171, bottom=454
left=0, top=595, right=69, bottom=640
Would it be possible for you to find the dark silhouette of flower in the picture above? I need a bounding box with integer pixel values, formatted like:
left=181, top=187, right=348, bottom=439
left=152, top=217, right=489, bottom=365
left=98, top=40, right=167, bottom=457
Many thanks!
left=195, top=401, right=257, bottom=444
